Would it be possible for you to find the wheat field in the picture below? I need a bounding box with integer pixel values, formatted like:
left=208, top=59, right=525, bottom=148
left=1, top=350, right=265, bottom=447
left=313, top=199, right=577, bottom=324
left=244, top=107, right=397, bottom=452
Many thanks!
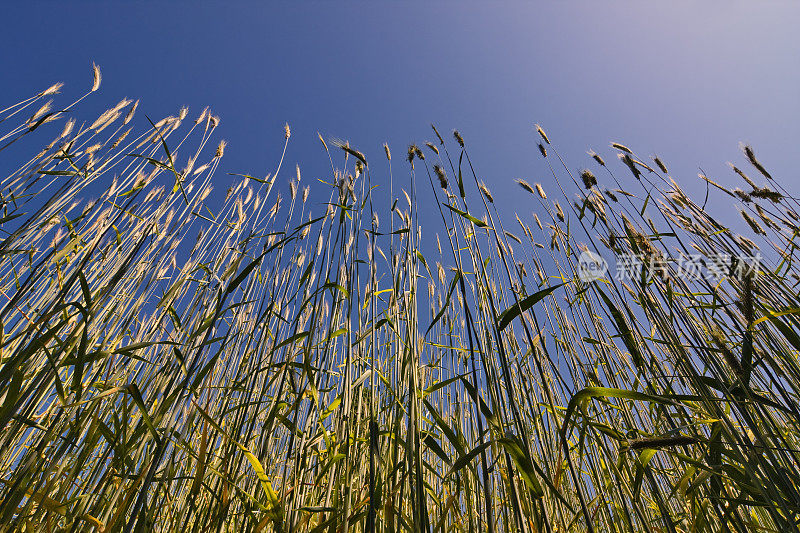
left=1, top=69, right=800, bottom=532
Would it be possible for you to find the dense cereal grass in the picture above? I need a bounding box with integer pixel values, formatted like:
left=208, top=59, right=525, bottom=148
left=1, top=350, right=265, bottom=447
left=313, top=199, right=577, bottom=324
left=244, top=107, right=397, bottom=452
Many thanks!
left=2, top=72, right=800, bottom=532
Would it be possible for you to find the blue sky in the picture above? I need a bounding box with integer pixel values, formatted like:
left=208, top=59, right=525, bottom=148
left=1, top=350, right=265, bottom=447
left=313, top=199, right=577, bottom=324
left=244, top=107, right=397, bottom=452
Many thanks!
left=3, top=2, right=799, bottom=241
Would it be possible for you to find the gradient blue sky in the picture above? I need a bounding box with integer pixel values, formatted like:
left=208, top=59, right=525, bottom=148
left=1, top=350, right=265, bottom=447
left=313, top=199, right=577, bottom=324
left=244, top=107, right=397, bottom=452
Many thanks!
left=3, top=2, right=799, bottom=236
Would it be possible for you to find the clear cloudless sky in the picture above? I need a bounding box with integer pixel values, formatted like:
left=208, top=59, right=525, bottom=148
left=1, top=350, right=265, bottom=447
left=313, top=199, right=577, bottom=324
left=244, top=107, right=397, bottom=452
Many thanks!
left=2, top=1, right=799, bottom=253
